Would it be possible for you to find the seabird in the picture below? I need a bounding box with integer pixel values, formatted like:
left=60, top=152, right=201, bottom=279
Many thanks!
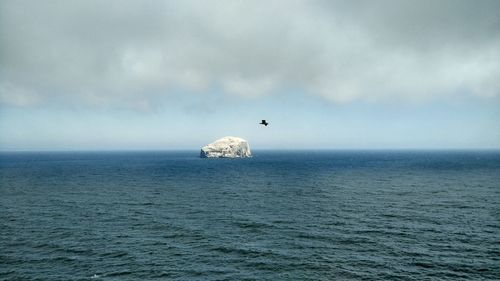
left=259, top=120, right=269, bottom=126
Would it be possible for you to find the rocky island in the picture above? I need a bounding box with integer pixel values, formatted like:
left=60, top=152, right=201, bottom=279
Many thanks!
left=200, top=136, right=252, bottom=158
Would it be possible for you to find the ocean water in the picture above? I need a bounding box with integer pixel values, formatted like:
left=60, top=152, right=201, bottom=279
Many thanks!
left=1, top=150, right=499, bottom=280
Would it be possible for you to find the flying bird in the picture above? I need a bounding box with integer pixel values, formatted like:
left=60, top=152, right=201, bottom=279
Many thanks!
left=259, top=120, right=269, bottom=126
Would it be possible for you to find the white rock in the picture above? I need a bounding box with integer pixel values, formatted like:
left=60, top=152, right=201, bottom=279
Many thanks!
left=200, top=136, right=252, bottom=158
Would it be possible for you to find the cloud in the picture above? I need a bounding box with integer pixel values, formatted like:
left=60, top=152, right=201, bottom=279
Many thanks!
left=1, top=0, right=499, bottom=109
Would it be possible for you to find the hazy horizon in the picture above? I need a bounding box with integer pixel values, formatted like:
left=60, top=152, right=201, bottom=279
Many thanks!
left=1, top=0, right=499, bottom=151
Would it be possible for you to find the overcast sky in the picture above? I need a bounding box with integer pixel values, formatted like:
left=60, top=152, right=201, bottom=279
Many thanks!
left=1, top=0, right=499, bottom=150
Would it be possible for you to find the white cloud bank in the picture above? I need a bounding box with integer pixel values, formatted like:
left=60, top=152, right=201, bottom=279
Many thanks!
left=1, top=0, right=499, bottom=108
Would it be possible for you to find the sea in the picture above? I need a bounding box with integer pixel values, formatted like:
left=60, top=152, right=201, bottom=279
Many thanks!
left=0, top=150, right=499, bottom=280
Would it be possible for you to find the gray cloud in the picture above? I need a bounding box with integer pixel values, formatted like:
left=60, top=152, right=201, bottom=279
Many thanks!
left=1, top=0, right=499, bottom=108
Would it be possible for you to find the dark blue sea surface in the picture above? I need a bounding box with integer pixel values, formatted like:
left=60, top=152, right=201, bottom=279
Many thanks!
left=1, top=150, right=499, bottom=280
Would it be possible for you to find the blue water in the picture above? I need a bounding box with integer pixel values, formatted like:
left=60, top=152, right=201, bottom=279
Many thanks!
left=1, top=151, right=499, bottom=280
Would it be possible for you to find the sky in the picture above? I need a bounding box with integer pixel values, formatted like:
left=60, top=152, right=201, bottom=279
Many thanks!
left=1, top=0, right=499, bottom=150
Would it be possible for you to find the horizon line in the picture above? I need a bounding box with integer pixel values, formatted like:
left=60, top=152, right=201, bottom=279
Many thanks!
left=1, top=147, right=500, bottom=153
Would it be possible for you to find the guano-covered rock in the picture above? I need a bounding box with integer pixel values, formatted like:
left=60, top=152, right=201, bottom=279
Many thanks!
left=200, top=136, right=252, bottom=158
